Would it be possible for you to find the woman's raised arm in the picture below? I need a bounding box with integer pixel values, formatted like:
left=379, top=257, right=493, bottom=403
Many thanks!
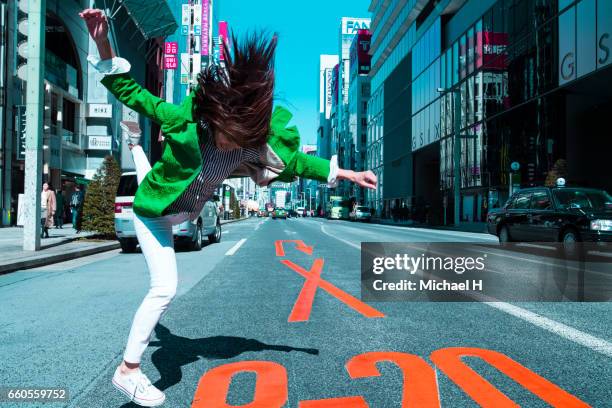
left=79, top=8, right=180, bottom=126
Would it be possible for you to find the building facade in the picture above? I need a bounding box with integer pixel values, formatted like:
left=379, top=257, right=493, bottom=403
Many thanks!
left=0, top=0, right=176, bottom=226
left=336, top=17, right=371, bottom=198
left=366, top=0, right=612, bottom=225
left=316, top=54, right=338, bottom=214
left=348, top=29, right=372, bottom=205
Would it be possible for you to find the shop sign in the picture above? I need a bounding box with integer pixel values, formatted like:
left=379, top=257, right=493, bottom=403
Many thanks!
left=88, top=135, right=112, bottom=150
left=87, top=103, right=112, bottom=118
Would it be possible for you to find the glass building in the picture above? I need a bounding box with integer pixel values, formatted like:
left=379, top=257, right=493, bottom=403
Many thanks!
left=367, top=0, right=612, bottom=224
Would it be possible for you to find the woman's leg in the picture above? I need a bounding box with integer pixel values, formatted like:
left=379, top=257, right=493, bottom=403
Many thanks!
left=120, top=145, right=176, bottom=369
left=122, top=214, right=177, bottom=366
left=131, top=145, right=151, bottom=185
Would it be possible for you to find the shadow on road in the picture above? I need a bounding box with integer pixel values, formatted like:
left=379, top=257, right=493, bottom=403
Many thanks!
left=119, top=323, right=318, bottom=406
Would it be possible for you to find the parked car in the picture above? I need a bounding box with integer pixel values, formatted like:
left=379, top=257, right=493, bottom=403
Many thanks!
left=349, top=206, right=372, bottom=222
left=487, top=185, right=612, bottom=244
left=272, top=208, right=287, bottom=219
left=115, top=172, right=222, bottom=253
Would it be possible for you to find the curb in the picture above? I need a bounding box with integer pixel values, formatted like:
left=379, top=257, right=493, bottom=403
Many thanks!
left=369, top=218, right=489, bottom=234
left=0, top=241, right=121, bottom=276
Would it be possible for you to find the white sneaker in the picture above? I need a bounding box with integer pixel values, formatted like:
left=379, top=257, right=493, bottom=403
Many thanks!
left=112, top=366, right=165, bottom=407
left=120, top=120, right=142, bottom=146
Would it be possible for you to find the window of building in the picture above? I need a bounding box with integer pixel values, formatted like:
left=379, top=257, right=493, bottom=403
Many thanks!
left=62, top=98, right=78, bottom=145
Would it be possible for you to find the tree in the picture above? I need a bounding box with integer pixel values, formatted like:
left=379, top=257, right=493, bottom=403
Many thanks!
left=82, top=155, right=121, bottom=238
left=545, top=158, right=568, bottom=187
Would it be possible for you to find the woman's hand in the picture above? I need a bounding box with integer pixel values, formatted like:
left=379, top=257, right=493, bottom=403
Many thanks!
left=79, top=8, right=114, bottom=59
left=337, top=169, right=378, bottom=189
left=79, top=8, right=108, bottom=43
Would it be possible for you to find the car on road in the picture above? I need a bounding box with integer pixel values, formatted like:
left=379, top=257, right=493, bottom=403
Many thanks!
left=487, top=185, right=612, bottom=244
left=295, top=207, right=305, bottom=217
left=349, top=206, right=372, bottom=222
left=272, top=208, right=287, bottom=219
left=115, top=172, right=222, bottom=253
left=327, top=196, right=350, bottom=220
left=257, top=209, right=268, bottom=217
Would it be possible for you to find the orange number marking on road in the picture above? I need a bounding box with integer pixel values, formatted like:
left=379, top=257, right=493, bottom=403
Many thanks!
left=191, top=348, right=590, bottom=407
left=191, top=361, right=288, bottom=408
left=430, top=347, right=591, bottom=408
left=299, top=396, right=369, bottom=407
left=346, top=351, right=441, bottom=407
left=281, top=259, right=385, bottom=321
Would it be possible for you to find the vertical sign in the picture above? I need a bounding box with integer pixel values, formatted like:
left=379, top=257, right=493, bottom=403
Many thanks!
left=15, top=105, right=26, bottom=160
left=193, top=4, right=201, bottom=35
left=164, top=41, right=178, bottom=70
left=201, top=0, right=210, bottom=56
left=219, top=21, right=228, bottom=61
left=192, top=53, right=201, bottom=81
left=324, top=68, right=333, bottom=119
left=180, top=53, right=190, bottom=84
left=181, top=4, right=190, bottom=35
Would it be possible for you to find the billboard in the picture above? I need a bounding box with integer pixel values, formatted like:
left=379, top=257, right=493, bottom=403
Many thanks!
left=480, top=31, right=508, bottom=71
left=350, top=29, right=371, bottom=76
left=341, top=17, right=370, bottom=35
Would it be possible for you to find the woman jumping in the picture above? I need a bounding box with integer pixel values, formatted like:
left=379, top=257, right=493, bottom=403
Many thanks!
left=80, top=8, right=377, bottom=407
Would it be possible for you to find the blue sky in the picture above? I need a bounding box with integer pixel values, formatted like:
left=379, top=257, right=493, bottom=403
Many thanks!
left=219, top=0, right=371, bottom=145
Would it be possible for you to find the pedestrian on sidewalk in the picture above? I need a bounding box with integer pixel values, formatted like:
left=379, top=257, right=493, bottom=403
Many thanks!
left=81, top=8, right=378, bottom=407
left=70, top=185, right=84, bottom=232
left=40, top=183, right=56, bottom=239
left=54, top=188, right=64, bottom=229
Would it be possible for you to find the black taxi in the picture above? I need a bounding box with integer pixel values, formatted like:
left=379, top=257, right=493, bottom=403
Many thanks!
left=487, top=182, right=612, bottom=243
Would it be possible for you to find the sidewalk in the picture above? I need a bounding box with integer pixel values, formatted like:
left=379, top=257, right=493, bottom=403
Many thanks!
left=370, top=218, right=488, bottom=233
left=0, top=224, right=119, bottom=275
left=0, top=217, right=251, bottom=276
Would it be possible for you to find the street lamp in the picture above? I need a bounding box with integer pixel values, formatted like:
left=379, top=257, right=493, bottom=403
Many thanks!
left=437, top=86, right=476, bottom=226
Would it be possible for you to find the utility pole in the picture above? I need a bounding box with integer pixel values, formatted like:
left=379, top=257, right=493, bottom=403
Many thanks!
left=22, top=0, right=45, bottom=251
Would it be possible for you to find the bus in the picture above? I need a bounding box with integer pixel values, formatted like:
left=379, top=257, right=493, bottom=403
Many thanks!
left=326, top=196, right=350, bottom=220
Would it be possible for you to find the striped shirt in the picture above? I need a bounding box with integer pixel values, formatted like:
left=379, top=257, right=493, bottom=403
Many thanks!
left=165, top=126, right=260, bottom=220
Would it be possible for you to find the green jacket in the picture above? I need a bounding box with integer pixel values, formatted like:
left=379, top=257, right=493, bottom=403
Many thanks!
left=100, top=73, right=335, bottom=218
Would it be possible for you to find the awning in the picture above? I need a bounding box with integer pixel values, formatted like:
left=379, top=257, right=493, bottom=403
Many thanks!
left=106, top=0, right=178, bottom=40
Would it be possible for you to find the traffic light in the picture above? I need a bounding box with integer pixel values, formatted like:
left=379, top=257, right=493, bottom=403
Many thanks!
left=16, top=0, right=28, bottom=81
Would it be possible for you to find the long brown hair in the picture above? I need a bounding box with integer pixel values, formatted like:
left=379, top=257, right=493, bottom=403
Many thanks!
left=193, top=31, right=277, bottom=148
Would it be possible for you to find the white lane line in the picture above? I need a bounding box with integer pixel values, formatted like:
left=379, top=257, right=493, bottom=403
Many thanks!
left=321, top=223, right=612, bottom=358
left=225, top=238, right=246, bottom=256
left=320, top=224, right=360, bottom=249
left=483, top=300, right=612, bottom=358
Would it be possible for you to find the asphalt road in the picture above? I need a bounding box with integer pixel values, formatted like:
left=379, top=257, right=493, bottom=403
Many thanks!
left=0, top=216, right=610, bottom=407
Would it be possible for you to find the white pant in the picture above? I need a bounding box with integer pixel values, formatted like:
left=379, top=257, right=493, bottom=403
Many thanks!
left=123, top=146, right=184, bottom=364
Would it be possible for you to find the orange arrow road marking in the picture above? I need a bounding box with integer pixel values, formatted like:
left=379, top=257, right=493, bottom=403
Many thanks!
left=275, top=240, right=314, bottom=257
left=281, top=259, right=385, bottom=321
